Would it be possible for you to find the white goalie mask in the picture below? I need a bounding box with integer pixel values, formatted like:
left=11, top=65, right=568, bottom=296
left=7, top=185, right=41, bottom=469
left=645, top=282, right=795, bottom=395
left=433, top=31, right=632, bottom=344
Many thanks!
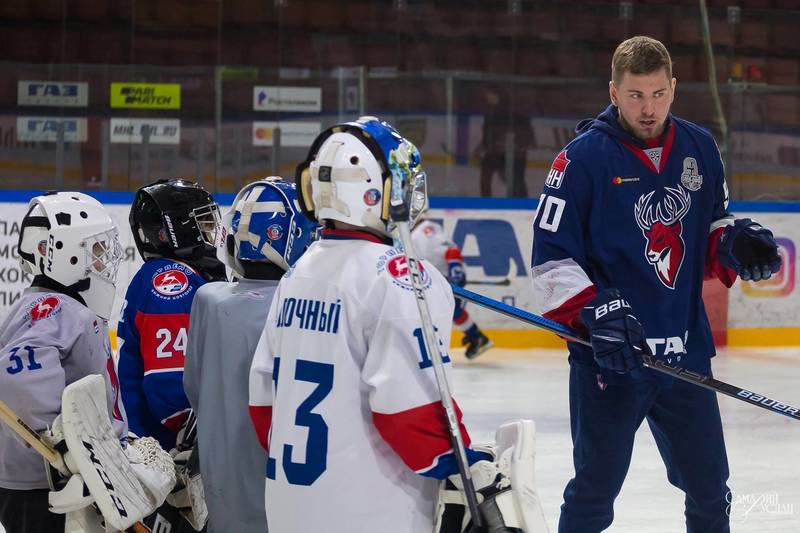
left=295, top=116, right=428, bottom=238
left=18, top=192, right=124, bottom=319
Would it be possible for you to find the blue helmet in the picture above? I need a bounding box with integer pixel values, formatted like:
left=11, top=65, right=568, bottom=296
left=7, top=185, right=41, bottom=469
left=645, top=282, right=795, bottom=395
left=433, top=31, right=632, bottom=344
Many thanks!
left=219, top=177, right=317, bottom=275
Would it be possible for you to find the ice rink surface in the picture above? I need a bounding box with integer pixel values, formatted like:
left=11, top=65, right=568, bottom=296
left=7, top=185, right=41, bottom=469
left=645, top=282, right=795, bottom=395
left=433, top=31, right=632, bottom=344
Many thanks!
left=2, top=346, right=796, bottom=533
left=454, top=346, right=800, bottom=532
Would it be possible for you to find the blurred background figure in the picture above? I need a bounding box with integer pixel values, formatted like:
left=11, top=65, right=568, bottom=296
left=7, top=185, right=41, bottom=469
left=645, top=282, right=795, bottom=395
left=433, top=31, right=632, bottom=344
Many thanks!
left=477, top=88, right=534, bottom=198
left=412, top=218, right=493, bottom=359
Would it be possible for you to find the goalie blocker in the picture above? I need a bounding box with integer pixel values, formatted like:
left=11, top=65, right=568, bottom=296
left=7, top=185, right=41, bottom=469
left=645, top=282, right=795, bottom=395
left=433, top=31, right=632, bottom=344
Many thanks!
left=435, top=420, right=549, bottom=533
left=45, top=375, right=175, bottom=532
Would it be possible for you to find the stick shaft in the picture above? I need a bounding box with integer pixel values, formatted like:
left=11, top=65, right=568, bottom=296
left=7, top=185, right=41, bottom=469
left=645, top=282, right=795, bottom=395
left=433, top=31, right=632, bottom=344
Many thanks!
left=397, top=223, right=484, bottom=527
left=0, top=400, right=63, bottom=466
left=453, top=284, right=800, bottom=422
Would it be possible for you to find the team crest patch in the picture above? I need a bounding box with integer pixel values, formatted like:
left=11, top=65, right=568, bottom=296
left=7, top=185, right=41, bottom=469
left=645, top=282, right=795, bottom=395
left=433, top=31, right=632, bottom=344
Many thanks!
left=363, top=188, right=381, bottom=206
left=376, top=248, right=432, bottom=291
left=29, top=295, right=60, bottom=322
left=546, top=150, right=570, bottom=189
left=634, top=185, right=692, bottom=289
left=267, top=224, right=283, bottom=241
left=152, top=269, right=190, bottom=297
left=680, top=157, right=703, bottom=191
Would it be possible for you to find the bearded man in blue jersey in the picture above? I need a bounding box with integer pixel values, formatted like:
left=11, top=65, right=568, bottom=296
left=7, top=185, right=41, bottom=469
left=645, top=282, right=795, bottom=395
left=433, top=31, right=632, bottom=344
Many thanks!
left=531, top=36, right=782, bottom=533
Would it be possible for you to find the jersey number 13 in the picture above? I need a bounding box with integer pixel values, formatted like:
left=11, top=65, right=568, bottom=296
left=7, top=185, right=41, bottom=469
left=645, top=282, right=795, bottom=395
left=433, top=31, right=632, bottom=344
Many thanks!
left=266, top=358, right=333, bottom=486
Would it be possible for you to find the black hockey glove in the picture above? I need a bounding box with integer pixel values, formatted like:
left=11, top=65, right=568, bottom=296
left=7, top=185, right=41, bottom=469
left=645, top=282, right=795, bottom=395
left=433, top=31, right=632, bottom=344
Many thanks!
left=448, top=261, right=467, bottom=287
left=718, top=218, right=782, bottom=282
left=580, top=289, right=647, bottom=375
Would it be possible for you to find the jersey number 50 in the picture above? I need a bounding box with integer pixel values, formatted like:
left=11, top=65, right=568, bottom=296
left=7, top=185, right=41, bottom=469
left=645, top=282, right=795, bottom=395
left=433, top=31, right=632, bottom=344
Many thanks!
left=267, top=358, right=333, bottom=486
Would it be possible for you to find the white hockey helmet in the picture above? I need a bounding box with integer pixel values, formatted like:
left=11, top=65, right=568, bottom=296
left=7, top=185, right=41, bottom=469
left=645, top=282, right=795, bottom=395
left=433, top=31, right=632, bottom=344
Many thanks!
left=295, top=116, right=428, bottom=238
left=18, top=192, right=124, bottom=319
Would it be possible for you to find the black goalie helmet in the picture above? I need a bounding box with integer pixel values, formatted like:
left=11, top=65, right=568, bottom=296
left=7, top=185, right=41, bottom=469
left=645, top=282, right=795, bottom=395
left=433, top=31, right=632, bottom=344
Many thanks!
left=130, top=179, right=220, bottom=261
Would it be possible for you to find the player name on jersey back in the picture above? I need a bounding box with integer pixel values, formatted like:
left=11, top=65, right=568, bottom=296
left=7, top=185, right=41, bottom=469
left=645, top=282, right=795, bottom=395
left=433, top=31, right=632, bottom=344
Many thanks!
left=274, top=297, right=341, bottom=334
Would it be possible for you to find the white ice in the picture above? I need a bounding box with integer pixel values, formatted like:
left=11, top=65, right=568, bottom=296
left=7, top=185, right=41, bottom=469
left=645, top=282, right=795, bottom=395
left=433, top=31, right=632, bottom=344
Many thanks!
left=2, top=346, right=796, bottom=533
left=454, top=346, right=800, bottom=532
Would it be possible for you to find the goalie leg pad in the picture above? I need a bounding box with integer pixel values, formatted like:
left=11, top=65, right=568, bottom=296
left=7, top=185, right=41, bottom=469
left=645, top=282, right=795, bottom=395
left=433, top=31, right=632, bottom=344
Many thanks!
left=165, top=447, right=208, bottom=531
left=435, top=419, right=550, bottom=533
left=493, top=420, right=549, bottom=533
left=59, top=375, right=162, bottom=531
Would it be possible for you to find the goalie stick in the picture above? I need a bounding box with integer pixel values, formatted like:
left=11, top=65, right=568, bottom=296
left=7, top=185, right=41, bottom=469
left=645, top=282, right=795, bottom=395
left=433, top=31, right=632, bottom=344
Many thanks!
left=0, top=400, right=153, bottom=533
left=453, top=284, right=800, bottom=423
left=390, top=190, right=484, bottom=527
left=466, top=278, right=511, bottom=287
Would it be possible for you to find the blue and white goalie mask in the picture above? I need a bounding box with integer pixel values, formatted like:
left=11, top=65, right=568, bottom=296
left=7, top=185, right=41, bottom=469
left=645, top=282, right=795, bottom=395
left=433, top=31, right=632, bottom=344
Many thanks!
left=219, top=177, right=318, bottom=275
left=295, top=116, right=428, bottom=238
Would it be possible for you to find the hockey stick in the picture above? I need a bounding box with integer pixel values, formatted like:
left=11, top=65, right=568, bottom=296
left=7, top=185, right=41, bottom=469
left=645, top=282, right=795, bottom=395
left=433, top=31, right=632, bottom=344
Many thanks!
left=467, top=278, right=511, bottom=287
left=390, top=195, right=483, bottom=526
left=0, top=400, right=153, bottom=533
left=453, top=285, right=800, bottom=423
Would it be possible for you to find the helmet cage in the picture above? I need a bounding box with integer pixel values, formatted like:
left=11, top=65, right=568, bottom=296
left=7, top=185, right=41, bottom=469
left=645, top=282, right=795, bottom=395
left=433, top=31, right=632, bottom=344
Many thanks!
left=84, top=227, right=124, bottom=284
left=189, top=202, right=221, bottom=248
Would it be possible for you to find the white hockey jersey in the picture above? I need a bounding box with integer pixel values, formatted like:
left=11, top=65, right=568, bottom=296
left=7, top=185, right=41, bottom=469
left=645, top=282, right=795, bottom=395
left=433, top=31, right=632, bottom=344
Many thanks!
left=411, top=219, right=459, bottom=276
left=0, top=285, right=125, bottom=489
left=249, top=229, right=480, bottom=533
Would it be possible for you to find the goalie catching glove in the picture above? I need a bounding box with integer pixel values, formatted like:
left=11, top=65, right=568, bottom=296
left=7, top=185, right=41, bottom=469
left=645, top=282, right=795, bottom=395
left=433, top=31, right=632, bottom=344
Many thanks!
left=42, top=375, right=176, bottom=532
left=434, top=420, right=549, bottom=533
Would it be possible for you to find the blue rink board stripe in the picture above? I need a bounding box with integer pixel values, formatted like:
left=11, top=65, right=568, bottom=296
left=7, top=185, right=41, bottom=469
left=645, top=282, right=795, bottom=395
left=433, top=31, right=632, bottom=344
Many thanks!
left=0, top=190, right=798, bottom=213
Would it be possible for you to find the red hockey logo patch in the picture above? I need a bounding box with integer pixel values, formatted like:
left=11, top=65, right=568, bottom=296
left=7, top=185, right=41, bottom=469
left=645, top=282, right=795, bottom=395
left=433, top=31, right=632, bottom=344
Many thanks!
left=546, top=150, right=570, bottom=189
left=152, top=269, right=190, bottom=296
left=267, top=224, right=283, bottom=241
left=30, top=296, right=60, bottom=322
left=385, top=254, right=432, bottom=290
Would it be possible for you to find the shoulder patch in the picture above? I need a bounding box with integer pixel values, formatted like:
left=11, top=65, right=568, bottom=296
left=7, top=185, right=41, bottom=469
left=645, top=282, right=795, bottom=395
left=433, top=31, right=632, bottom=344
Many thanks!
left=376, top=248, right=432, bottom=291
left=28, top=295, right=61, bottom=322
left=546, top=150, right=570, bottom=189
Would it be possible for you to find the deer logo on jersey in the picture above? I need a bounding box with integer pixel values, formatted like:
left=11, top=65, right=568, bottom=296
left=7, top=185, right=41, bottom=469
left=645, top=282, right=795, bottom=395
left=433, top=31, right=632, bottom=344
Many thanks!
left=634, top=185, right=691, bottom=289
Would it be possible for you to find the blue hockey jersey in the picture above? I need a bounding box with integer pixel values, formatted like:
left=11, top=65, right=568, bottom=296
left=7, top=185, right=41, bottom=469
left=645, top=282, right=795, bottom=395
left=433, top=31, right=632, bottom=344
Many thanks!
left=117, top=258, right=209, bottom=448
left=531, top=105, right=736, bottom=379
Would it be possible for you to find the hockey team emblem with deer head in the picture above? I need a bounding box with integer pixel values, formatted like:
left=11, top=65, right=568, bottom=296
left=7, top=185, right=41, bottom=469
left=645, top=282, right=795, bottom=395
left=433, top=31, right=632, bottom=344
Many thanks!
left=634, top=185, right=691, bottom=289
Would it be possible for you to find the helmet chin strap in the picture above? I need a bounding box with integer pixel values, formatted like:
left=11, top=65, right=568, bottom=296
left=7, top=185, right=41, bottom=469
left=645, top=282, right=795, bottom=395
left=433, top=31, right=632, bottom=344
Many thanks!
left=31, top=275, right=87, bottom=308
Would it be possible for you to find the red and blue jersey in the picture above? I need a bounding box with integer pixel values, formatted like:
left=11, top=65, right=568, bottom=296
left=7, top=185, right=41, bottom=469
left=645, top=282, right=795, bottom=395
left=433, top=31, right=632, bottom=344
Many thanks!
left=117, top=258, right=208, bottom=448
left=532, top=105, right=735, bottom=377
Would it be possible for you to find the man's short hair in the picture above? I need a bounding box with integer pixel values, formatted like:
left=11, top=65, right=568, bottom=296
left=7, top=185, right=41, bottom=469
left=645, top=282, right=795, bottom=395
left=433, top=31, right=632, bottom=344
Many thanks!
left=612, top=36, right=673, bottom=85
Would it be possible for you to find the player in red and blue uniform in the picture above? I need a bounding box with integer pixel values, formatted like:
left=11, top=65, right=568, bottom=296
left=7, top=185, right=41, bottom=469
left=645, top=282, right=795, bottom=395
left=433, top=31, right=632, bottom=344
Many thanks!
left=531, top=37, right=781, bottom=533
left=118, top=179, right=226, bottom=450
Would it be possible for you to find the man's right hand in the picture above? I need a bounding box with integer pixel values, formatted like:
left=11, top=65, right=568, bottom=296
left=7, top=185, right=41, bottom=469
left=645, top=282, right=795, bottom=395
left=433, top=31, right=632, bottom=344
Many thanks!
left=579, top=289, right=647, bottom=374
